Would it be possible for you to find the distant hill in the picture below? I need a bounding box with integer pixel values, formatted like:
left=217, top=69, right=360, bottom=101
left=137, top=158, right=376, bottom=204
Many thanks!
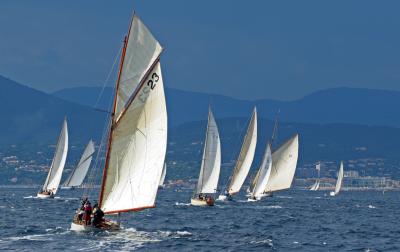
left=53, top=86, right=400, bottom=127
left=0, top=75, right=104, bottom=145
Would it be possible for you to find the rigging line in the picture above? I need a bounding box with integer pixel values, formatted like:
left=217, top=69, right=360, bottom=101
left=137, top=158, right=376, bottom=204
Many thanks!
left=94, top=44, right=123, bottom=110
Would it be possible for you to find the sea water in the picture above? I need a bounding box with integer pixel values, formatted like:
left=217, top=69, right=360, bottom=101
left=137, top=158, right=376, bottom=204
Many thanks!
left=0, top=187, right=399, bottom=251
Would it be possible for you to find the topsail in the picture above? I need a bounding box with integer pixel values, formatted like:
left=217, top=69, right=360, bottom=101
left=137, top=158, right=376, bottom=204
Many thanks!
left=42, top=119, right=68, bottom=194
left=195, top=108, right=221, bottom=194
left=226, top=108, right=257, bottom=195
left=99, top=15, right=168, bottom=214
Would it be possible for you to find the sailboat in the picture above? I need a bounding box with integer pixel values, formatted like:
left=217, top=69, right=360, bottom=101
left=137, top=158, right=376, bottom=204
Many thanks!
left=330, top=161, right=344, bottom=196
left=70, top=13, right=168, bottom=231
left=37, top=118, right=68, bottom=198
left=158, top=163, right=167, bottom=188
left=191, top=107, right=221, bottom=206
left=309, top=162, right=321, bottom=191
left=218, top=107, right=257, bottom=201
left=61, top=140, right=95, bottom=189
left=262, top=134, right=299, bottom=197
left=248, top=143, right=272, bottom=201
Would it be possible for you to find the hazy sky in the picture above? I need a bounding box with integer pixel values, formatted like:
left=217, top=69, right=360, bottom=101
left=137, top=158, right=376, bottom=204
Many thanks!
left=1, top=0, right=400, bottom=100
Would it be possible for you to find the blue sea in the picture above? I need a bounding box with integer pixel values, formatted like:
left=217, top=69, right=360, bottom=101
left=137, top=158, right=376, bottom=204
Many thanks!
left=0, top=187, right=399, bottom=251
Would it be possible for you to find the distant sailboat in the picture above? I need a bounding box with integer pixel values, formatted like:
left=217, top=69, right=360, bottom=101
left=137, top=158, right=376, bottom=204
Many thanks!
left=218, top=108, right=257, bottom=201
left=191, top=107, right=221, bottom=206
left=310, top=162, right=321, bottom=191
left=262, top=134, right=299, bottom=196
left=71, top=13, right=167, bottom=231
left=61, top=140, right=95, bottom=189
left=248, top=143, right=272, bottom=201
left=158, top=163, right=167, bottom=188
left=37, top=118, right=68, bottom=198
left=330, top=161, right=344, bottom=196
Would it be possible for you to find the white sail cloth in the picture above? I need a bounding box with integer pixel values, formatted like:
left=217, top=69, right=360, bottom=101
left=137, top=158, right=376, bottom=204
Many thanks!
left=43, top=119, right=68, bottom=194
left=63, top=140, right=95, bottom=187
left=195, top=108, right=221, bottom=194
left=251, top=143, right=272, bottom=199
left=99, top=15, right=167, bottom=214
left=227, top=108, right=257, bottom=195
left=310, top=180, right=320, bottom=191
left=264, top=134, right=299, bottom=193
left=115, top=15, right=163, bottom=120
left=334, top=162, right=344, bottom=195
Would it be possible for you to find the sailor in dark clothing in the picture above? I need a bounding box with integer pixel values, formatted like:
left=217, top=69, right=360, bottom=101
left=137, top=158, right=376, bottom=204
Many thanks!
left=92, top=203, right=104, bottom=227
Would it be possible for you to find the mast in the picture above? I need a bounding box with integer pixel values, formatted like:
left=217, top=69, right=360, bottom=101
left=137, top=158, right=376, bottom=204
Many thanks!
left=98, top=17, right=132, bottom=207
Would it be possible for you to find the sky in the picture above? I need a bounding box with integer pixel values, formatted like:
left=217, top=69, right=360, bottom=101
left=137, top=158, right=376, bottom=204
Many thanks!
left=1, top=0, right=400, bottom=100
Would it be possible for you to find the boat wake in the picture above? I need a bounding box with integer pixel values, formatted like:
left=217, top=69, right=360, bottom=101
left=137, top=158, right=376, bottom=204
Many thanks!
left=276, top=196, right=292, bottom=199
left=174, top=202, right=191, bottom=206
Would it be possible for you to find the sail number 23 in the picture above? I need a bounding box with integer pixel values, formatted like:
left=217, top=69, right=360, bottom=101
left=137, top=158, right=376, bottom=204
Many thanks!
left=139, top=72, right=159, bottom=103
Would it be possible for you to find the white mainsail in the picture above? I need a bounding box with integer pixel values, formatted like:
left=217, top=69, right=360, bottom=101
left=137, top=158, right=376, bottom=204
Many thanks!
left=334, top=161, right=344, bottom=195
left=251, top=143, right=272, bottom=199
left=310, top=163, right=321, bottom=191
left=195, top=108, right=221, bottom=195
left=159, top=163, right=167, bottom=186
left=42, top=119, right=68, bottom=194
left=99, top=15, right=167, bottom=214
left=226, top=108, right=257, bottom=195
left=63, top=140, right=95, bottom=188
left=264, top=134, right=299, bottom=193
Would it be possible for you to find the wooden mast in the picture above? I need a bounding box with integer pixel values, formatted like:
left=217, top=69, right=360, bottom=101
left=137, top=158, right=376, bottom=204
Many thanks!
left=98, top=15, right=134, bottom=208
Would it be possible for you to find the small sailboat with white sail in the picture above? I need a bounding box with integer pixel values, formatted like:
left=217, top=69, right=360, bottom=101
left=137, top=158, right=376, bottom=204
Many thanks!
left=158, top=163, right=167, bottom=189
left=191, top=107, right=221, bottom=206
left=218, top=107, right=257, bottom=201
left=262, top=134, right=299, bottom=197
left=310, top=162, right=321, bottom=191
left=248, top=143, right=272, bottom=201
left=70, top=12, right=168, bottom=231
left=37, top=118, right=68, bottom=198
left=61, top=140, right=95, bottom=190
left=330, top=161, right=344, bottom=196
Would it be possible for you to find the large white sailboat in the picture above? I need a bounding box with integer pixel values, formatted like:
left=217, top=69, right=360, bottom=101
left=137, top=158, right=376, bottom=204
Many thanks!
left=61, top=140, right=95, bottom=189
left=310, top=162, right=321, bottom=191
left=248, top=143, right=272, bottom=201
left=330, top=161, right=344, bottom=196
left=71, top=13, right=167, bottom=231
left=262, top=134, right=299, bottom=197
left=191, top=107, right=221, bottom=206
left=37, top=118, right=68, bottom=198
left=218, top=108, right=257, bottom=201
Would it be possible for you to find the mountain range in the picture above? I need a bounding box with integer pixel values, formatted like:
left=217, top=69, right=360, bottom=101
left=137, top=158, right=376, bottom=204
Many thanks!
left=53, top=85, right=400, bottom=127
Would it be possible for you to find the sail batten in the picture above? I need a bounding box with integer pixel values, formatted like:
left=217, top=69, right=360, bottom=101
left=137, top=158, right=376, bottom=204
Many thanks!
left=196, top=108, right=221, bottom=194
left=99, top=15, right=167, bottom=214
left=227, top=108, right=257, bottom=195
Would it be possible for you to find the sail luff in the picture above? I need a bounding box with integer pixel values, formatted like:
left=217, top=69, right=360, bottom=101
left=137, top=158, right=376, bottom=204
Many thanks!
left=159, top=163, right=167, bottom=186
left=227, top=108, right=257, bottom=195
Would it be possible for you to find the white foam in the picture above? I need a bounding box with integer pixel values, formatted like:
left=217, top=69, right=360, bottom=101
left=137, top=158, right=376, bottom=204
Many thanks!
left=368, top=205, right=376, bottom=209
left=250, top=239, right=273, bottom=247
left=176, top=231, right=192, bottom=236
left=174, top=202, right=190, bottom=206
